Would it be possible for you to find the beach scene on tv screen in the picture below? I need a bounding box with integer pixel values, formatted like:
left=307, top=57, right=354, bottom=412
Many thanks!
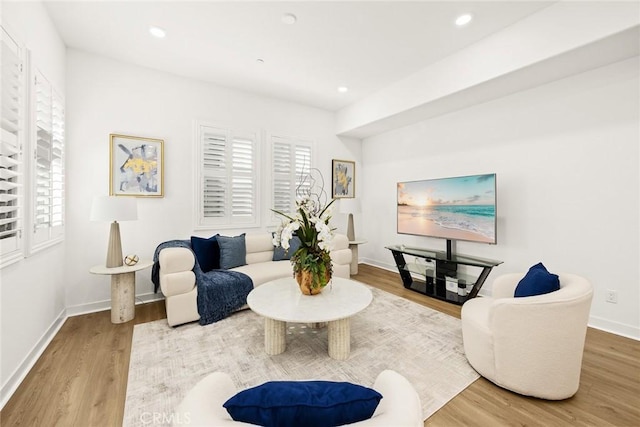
left=397, top=174, right=496, bottom=244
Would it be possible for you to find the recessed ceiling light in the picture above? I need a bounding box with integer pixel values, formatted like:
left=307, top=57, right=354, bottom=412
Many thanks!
left=455, top=14, right=473, bottom=27
left=282, top=13, right=297, bottom=25
left=149, top=26, right=166, bottom=38
left=337, top=86, right=349, bottom=93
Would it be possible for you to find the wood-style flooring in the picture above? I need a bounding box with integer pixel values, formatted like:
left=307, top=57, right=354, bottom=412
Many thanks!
left=1, top=264, right=639, bottom=426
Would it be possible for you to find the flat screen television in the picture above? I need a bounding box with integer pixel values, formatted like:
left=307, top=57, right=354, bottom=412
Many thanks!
left=397, top=173, right=496, bottom=245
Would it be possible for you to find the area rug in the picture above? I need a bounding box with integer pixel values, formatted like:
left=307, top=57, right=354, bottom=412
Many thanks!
left=123, top=286, right=479, bottom=426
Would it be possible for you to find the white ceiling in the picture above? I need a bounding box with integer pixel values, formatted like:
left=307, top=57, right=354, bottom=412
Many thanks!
left=44, top=1, right=554, bottom=111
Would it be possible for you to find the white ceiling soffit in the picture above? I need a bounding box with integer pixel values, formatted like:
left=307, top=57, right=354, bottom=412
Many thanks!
left=336, top=1, right=640, bottom=138
left=339, top=27, right=640, bottom=139
left=43, top=1, right=553, bottom=111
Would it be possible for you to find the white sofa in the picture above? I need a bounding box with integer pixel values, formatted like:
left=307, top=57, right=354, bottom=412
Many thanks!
left=159, top=233, right=353, bottom=327
left=174, top=370, right=423, bottom=426
left=461, top=272, right=593, bottom=400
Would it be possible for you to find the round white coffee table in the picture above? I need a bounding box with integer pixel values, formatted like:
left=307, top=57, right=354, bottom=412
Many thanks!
left=247, top=277, right=372, bottom=360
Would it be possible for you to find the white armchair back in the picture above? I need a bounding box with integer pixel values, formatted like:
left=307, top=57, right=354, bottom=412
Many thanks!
left=461, top=273, right=593, bottom=400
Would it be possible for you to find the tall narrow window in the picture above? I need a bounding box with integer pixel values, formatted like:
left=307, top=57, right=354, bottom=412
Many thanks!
left=196, top=123, right=259, bottom=229
left=0, top=27, right=24, bottom=265
left=32, top=70, right=64, bottom=249
left=270, top=134, right=313, bottom=219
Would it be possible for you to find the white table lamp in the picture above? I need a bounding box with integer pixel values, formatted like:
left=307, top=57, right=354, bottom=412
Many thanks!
left=90, top=196, right=138, bottom=268
left=339, top=198, right=361, bottom=241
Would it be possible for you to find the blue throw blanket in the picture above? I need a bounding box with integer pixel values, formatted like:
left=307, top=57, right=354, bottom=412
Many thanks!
left=152, top=240, right=254, bottom=326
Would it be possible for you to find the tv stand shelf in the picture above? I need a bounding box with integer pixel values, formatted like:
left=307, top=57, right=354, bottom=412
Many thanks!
left=386, top=245, right=503, bottom=305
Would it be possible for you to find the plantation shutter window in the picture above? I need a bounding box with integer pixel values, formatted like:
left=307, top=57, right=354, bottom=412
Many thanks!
left=270, top=135, right=313, bottom=218
left=231, top=137, right=255, bottom=218
left=32, top=70, right=65, bottom=249
left=202, top=130, right=226, bottom=219
left=51, top=94, right=64, bottom=228
left=0, top=27, right=24, bottom=264
left=294, top=144, right=312, bottom=198
left=272, top=140, right=291, bottom=214
left=197, top=123, right=259, bottom=228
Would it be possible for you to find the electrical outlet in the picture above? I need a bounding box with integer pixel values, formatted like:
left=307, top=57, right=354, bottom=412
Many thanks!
left=606, top=289, right=618, bottom=304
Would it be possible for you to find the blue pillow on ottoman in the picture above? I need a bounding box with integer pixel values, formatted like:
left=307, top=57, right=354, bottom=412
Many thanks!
left=223, top=380, right=382, bottom=427
left=514, top=262, right=560, bottom=297
left=190, top=235, right=220, bottom=272
left=217, top=234, right=247, bottom=269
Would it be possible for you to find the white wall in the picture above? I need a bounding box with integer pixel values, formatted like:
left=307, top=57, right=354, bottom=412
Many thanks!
left=0, top=1, right=66, bottom=406
left=64, top=49, right=360, bottom=313
left=360, top=58, right=639, bottom=339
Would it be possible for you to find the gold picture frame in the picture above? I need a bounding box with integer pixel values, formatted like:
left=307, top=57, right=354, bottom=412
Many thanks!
left=332, top=159, right=355, bottom=198
left=109, top=134, right=164, bottom=197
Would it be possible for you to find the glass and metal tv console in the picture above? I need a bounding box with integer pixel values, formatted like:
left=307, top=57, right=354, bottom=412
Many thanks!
left=386, top=245, right=503, bottom=305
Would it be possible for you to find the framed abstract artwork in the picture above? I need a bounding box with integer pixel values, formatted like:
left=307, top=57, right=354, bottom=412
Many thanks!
left=109, top=134, right=164, bottom=197
left=332, top=159, right=355, bottom=198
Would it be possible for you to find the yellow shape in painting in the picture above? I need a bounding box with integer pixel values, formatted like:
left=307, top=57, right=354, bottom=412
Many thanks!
left=337, top=170, right=349, bottom=189
left=122, top=157, right=157, bottom=175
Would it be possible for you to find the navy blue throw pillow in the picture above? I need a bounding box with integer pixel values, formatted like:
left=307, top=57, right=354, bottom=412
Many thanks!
left=223, top=380, right=382, bottom=427
left=217, top=234, right=247, bottom=270
left=190, top=235, right=220, bottom=273
left=273, top=235, right=302, bottom=261
left=514, top=262, right=560, bottom=297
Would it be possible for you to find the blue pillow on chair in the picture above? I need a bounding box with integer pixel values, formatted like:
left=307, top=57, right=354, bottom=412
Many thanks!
left=217, top=234, right=247, bottom=269
left=273, top=235, right=302, bottom=261
left=514, top=262, right=560, bottom=297
left=223, top=380, right=382, bottom=427
left=190, top=235, right=220, bottom=272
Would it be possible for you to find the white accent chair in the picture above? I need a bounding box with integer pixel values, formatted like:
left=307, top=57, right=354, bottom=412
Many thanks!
left=174, top=370, right=423, bottom=426
left=461, top=273, right=593, bottom=400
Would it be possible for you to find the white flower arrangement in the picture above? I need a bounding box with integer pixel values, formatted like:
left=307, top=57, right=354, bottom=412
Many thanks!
left=272, top=169, right=336, bottom=290
left=272, top=196, right=335, bottom=252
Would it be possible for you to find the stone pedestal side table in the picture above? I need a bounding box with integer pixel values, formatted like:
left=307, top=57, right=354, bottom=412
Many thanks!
left=89, top=260, right=153, bottom=324
left=348, top=239, right=367, bottom=275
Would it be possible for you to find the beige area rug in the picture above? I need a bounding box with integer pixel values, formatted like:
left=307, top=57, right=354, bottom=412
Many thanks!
left=123, top=286, right=479, bottom=426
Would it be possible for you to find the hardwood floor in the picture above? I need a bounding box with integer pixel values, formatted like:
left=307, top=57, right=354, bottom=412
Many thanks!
left=357, top=266, right=640, bottom=427
left=1, top=264, right=639, bottom=426
left=0, top=300, right=166, bottom=427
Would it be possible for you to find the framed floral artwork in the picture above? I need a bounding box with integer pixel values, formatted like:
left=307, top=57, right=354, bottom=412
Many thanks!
left=109, top=134, right=164, bottom=197
left=332, top=159, right=355, bottom=198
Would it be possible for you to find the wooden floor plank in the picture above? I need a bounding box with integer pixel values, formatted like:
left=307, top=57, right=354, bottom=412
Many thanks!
left=1, top=265, right=638, bottom=426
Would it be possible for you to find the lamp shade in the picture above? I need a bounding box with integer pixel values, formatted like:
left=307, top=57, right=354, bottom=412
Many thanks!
left=339, top=198, right=361, bottom=214
left=90, top=196, right=138, bottom=222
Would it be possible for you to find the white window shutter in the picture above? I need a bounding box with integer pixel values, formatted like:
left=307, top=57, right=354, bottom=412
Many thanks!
left=197, top=123, right=259, bottom=228
left=203, top=177, right=226, bottom=218
left=270, top=135, right=313, bottom=218
left=0, top=27, right=24, bottom=264
left=231, top=137, right=255, bottom=218
left=32, top=70, right=65, bottom=249
left=294, top=144, right=312, bottom=198
left=202, top=129, right=227, bottom=219
left=272, top=140, right=292, bottom=214
left=34, top=71, right=52, bottom=231
left=51, top=92, right=65, bottom=229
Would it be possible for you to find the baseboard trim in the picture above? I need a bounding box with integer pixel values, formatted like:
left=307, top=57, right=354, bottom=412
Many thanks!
left=0, top=308, right=67, bottom=410
left=65, top=292, right=165, bottom=317
left=361, top=258, right=395, bottom=272
left=589, top=315, right=640, bottom=341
